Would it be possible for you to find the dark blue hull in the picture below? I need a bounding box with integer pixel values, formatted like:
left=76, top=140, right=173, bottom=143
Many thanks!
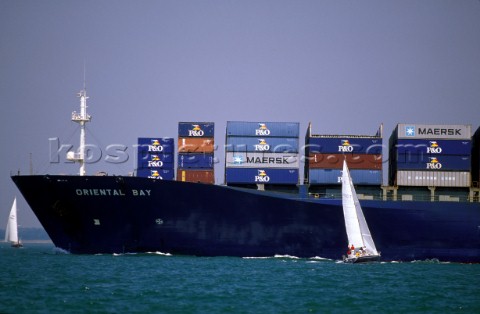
left=11, top=175, right=480, bottom=262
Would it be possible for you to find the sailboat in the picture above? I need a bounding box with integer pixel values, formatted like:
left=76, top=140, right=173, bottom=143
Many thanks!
left=341, top=160, right=380, bottom=263
left=5, top=198, right=23, bottom=248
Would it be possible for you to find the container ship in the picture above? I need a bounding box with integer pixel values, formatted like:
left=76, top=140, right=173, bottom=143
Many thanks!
left=11, top=88, right=480, bottom=262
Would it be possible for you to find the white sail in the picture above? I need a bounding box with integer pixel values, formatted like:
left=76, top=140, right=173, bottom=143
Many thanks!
left=342, top=161, right=378, bottom=255
left=5, top=198, right=19, bottom=244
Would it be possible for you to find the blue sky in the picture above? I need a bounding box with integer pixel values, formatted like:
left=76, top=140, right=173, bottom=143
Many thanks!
left=1, top=0, right=479, bottom=228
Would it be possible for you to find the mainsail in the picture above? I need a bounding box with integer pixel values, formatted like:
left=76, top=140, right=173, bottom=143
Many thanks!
left=342, top=161, right=378, bottom=255
left=5, top=198, right=19, bottom=244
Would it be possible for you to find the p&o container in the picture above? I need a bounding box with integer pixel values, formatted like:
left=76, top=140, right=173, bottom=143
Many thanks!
left=226, top=121, right=299, bottom=138
left=225, top=168, right=299, bottom=184
left=178, top=122, right=215, bottom=137
left=226, top=137, right=298, bottom=153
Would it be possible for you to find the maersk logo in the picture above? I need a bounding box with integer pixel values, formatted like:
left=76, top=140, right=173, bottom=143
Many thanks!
left=232, top=155, right=244, bottom=165
left=405, top=126, right=415, bottom=137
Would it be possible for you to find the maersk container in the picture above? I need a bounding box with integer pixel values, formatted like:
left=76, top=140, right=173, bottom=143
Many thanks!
left=226, top=137, right=299, bottom=153
left=136, top=168, right=175, bottom=180
left=225, top=152, right=299, bottom=168
left=137, top=137, right=174, bottom=154
left=395, top=154, right=471, bottom=171
left=178, top=153, right=215, bottom=169
left=178, top=137, right=215, bottom=153
left=178, top=122, right=214, bottom=137
left=226, top=121, right=300, bottom=138
left=308, top=137, right=382, bottom=154
left=225, top=168, right=299, bottom=184
left=395, top=170, right=471, bottom=187
left=394, top=124, right=471, bottom=140
left=308, top=169, right=382, bottom=185
left=393, top=139, right=471, bottom=156
left=308, top=153, right=382, bottom=170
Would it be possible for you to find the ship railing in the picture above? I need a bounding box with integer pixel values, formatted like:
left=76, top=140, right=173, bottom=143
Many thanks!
left=307, top=192, right=476, bottom=203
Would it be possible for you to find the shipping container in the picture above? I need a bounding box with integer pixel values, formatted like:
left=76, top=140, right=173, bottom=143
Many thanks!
left=393, top=139, right=471, bottom=156
left=178, top=153, right=215, bottom=169
left=137, top=137, right=174, bottom=153
left=395, top=154, right=471, bottom=171
left=177, top=169, right=215, bottom=184
left=394, top=124, right=471, bottom=140
left=137, top=153, right=174, bottom=169
left=225, top=168, right=299, bottom=184
left=307, top=137, right=382, bottom=154
left=308, top=169, right=382, bottom=185
left=178, top=122, right=214, bottom=137
left=226, top=121, right=300, bottom=137
left=226, top=137, right=298, bottom=153
left=472, top=126, right=480, bottom=186
left=137, top=152, right=174, bottom=164
left=308, top=153, right=382, bottom=170
left=136, top=168, right=175, bottom=180
left=395, top=170, right=471, bottom=187
left=178, top=137, right=215, bottom=153
left=225, top=152, right=299, bottom=168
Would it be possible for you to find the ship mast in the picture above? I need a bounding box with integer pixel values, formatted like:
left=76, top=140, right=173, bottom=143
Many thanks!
left=68, top=79, right=91, bottom=176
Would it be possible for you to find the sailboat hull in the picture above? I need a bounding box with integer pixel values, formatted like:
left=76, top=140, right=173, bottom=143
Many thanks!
left=343, top=254, right=381, bottom=264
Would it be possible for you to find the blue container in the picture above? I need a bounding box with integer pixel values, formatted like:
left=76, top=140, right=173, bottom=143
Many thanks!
left=137, top=153, right=174, bottom=169
left=308, top=137, right=382, bottom=154
left=137, top=168, right=175, bottom=180
left=395, top=154, right=471, bottom=171
left=137, top=138, right=174, bottom=153
left=225, top=168, right=299, bottom=184
left=178, top=153, right=215, bottom=169
left=226, top=137, right=299, bottom=153
left=178, top=122, right=214, bottom=137
left=226, top=121, right=300, bottom=137
left=393, top=139, right=471, bottom=156
left=308, top=169, right=382, bottom=185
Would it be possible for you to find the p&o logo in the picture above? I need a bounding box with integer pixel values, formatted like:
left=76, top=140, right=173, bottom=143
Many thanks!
left=148, top=155, right=163, bottom=167
left=427, top=141, right=442, bottom=154
left=254, top=139, right=270, bottom=151
left=255, top=123, right=271, bottom=136
left=188, top=124, right=205, bottom=137
left=338, top=139, right=354, bottom=152
left=149, top=170, right=163, bottom=179
left=148, top=139, right=164, bottom=152
left=426, top=157, right=442, bottom=169
left=255, top=169, right=270, bottom=183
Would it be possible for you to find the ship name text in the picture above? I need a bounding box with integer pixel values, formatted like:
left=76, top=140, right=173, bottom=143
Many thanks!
left=75, top=189, right=151, bottom=196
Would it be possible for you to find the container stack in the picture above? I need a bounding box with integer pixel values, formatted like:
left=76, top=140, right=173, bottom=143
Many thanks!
left=389, top=124, right=472, bottom=187
left=136, top=138, right=175, bottom=180
left=473, top=126, right=480, bottom=187
left=305, top=123, right=383, bottom=186
left=177, top=122, right=215, bottom=184
left=225, top=121, right=300, bottom=187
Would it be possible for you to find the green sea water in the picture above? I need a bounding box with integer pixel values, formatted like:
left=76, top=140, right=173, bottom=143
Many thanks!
left=0, top=243, right=479, bottom=313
